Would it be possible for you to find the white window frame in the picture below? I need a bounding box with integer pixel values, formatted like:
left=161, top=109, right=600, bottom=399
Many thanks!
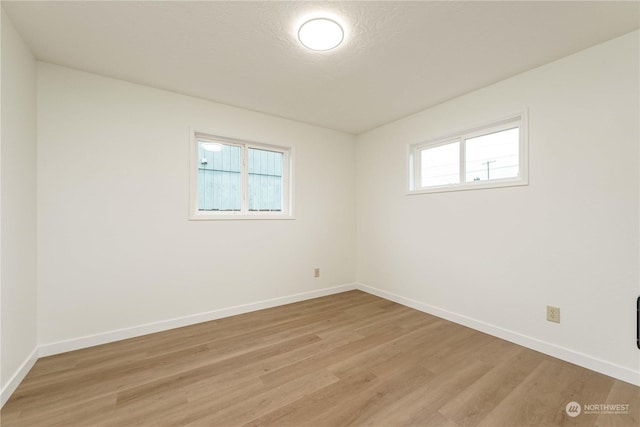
left=189, top=131, right=294, bottom=220
left=408, top=112, right=528, bottom=195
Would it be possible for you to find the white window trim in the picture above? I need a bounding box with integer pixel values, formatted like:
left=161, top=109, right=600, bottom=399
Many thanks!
left=189, top=130, right=294, bottom=220
left=407, top=111, right=528, bottom=195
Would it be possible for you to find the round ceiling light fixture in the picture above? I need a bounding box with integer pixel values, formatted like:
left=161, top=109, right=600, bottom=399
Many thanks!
left=200, top=141, right=224, bottom=152
left=298, top=18, right=344, bottom=51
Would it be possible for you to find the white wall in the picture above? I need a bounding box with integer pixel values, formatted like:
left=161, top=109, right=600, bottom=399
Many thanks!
left=356, top=31, right=639, bottom=383
left=37, top=63, right=356, bottom=347
left=8, top=17, right=638, bottom=397
left=1, top=9, right=38, bottom=399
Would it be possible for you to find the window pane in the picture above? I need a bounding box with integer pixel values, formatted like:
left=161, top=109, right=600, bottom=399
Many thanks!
left=198, top=142, right=241, bottom=211
left=248, top=148, right=283, bottom=211
left=465, top=127, right=519, bottom=182
left=421, top=141, right=460, bottom=187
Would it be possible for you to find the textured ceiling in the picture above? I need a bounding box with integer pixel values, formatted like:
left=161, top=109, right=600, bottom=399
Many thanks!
left=3, top=1, right=639, bottom=134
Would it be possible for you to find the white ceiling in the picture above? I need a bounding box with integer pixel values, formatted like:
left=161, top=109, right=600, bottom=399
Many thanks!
left=4, top=1, right=639, bottom=134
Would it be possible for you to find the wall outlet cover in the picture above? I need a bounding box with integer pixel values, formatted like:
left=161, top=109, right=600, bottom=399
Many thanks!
left=547, top=306, right=560, bottom=323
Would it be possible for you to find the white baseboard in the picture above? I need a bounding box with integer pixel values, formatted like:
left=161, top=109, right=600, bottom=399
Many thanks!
left=1, top=347, right=38, bottom=408
left=7, top=281, right=636, bottom=410
left=4, top=284, right=354, bottom=407
left=39, top=283, right=357, bottom=357
left=355, top=282, right=640, bottom=386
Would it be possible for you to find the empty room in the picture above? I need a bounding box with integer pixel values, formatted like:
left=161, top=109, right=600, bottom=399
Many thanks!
left=1, top=1, right=639, bottom=426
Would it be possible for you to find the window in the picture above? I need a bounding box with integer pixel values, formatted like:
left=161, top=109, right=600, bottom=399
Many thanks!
left=408, top=113, right=527, bottom=194
left=420, top=140, right=460, bottom=187
left=190, top=132, right=292, bottom=219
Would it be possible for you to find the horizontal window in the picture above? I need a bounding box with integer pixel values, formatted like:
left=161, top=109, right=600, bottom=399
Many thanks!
left=408, top=113, right=528, bottom=194
left=190, top=132, right=292, bottom=220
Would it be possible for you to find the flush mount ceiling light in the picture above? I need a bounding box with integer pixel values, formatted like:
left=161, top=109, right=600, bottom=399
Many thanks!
left=200, top=141, right=224, bottom=152
left=298, top=18, right=344, bottom=51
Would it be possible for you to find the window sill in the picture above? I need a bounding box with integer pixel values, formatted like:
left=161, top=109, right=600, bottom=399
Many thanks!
left=189, top=212, right=295, bottom=221
left=407, top=177, right=528, bottom=195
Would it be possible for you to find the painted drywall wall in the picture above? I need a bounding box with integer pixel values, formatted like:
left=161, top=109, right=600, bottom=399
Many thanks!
left=37, top=63, right=356, bottom=346
left=1, top=9, right=38, bottom=394
left=356, top=31, right=640, bottom=381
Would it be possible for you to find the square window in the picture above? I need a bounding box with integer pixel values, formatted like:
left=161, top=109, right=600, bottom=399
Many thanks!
left=190, top=133, right=292, bottom=219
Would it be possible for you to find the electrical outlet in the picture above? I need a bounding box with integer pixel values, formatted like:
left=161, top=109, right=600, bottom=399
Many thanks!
left=314, top=268, right=320, bottom=278
left=546, top=306, right=560, bottom=323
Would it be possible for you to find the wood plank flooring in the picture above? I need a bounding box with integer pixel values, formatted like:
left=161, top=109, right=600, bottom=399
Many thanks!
left=2, top=290, right=638, bottom=426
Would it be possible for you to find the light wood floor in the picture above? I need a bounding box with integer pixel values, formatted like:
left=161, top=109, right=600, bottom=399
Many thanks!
left=2, top=290, right=638, bottom=426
